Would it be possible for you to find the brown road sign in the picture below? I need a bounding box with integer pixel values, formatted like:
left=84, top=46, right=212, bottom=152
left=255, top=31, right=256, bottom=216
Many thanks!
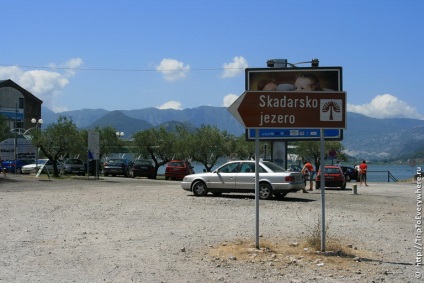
left=228, top=91, right=346, bottom=129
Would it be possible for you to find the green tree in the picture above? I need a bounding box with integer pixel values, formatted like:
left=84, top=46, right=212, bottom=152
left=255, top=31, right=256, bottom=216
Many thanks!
left=188, top=125, right=233, bottom=172
left=294, top=140, right=346, bottom=170
left=132, top=127, right=177, bottom=174
left=0, top=115, right=11, bottom=141
left=229, top=135, right=271, bottom=161
left=31, top=116, right=83, bottom=177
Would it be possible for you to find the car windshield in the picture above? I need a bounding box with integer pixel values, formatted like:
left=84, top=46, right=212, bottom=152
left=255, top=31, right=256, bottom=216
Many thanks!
left=135, top=160, right=152, bottom=166
left=168, top=161, right=185, bottom=167
left=262, top=161, right=286, bottom=172
left=108, top=159, right=126, bottom=164
left=65, top=159, right=83, bottom=164
left=325, top=168, right=341, bottom=174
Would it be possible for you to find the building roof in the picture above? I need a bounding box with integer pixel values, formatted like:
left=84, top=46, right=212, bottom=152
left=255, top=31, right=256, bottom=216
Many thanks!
left=0, top=79, right=43, bottom=103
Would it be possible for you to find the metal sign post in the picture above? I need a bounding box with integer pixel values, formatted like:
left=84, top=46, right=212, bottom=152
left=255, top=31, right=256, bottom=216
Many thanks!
left=254, top=129, right=260, bottom=249
left=88, top=131, right=100, bottom=180
left=320, top=129, right=326, bottom=251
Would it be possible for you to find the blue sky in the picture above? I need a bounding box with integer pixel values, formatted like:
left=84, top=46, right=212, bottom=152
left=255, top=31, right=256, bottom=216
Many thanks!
left=1, top=0, right=423, bottom=119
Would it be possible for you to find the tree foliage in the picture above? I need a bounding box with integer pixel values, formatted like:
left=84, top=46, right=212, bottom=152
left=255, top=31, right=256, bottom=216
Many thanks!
left=294, top=140, right=346, bottom=170
left=0, top=115, right=11, bottom=141
left=132, top=127, right=178, bottom=173
left=186, top=125, right=233, bottom=172
left=230, top=135, right=271, bottom=161
left=31, top=116, right=83, bottom=177
left=21, top=116, right=348, bottom=178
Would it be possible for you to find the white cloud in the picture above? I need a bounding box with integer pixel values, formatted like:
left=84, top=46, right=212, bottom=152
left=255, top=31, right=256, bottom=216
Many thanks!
left=222, top=94, right=239, bottom=107
left=0, top=58, right=83, bottom=112
left=157, top=101, right=182, bottom=110
left=50, top=57, right=83, bottom=78
left=221, top=56, right=248, bottom=78
left=156, top=58, right=190, bottom=81
left=347, top=94, right=424, bottom=119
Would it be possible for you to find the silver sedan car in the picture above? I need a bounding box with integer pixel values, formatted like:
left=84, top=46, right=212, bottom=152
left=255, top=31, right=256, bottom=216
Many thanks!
left=181, top=160, right=304, bottom=200
left=21, top=159, right=63, bottom=174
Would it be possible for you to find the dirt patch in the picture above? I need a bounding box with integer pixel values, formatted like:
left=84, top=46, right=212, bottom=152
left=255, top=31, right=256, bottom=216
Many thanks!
left=206, top=237, right=383, bottom=274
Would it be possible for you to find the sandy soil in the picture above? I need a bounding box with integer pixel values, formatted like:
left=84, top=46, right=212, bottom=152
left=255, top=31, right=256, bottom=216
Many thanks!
left=0, top=174, right=421, bottom=282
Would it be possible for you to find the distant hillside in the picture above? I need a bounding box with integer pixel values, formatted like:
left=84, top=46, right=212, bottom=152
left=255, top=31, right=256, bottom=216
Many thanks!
left=85, top=110, right=153, bottom=136
left=123, top=106, right=244, bottom=134
left=43, top=106, right=245, bottom=136
left=42, top=107, right=109, bottom=128
left=42, top=106, right=424, bottom=161
left=343, top=113, right=424, bottom=160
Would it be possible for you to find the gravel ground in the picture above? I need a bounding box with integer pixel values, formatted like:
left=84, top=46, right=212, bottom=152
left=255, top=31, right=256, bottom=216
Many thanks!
left=0, top=174, right=422, bottom=282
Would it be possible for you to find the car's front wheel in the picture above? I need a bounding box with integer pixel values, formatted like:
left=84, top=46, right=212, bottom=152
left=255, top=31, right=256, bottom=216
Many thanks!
left=259, top=183, right=273, bottom=200
left=192, top=181, right=208, bottom=197
left=129, top=170, right=135, bottom=178
left=345, top=175, right=351, bottom=182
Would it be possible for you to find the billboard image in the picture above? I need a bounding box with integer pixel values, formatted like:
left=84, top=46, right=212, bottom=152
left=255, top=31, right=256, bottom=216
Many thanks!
left=246, top=67, right=342, bottom=92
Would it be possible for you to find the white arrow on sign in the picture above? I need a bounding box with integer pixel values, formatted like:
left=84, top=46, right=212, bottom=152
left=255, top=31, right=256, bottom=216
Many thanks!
left=227, top=91, right=247, bottom=127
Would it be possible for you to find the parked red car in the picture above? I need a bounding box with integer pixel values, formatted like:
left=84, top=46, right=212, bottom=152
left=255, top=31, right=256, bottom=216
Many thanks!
left=165, top=160, right=194, bottom=180
left=315, top=165, right=346, bottom=189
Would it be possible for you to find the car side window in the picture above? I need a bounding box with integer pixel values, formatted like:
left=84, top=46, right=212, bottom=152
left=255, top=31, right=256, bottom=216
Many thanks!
left=218, top=163, right=240, bottom=173
left=240, top=163, right=254, bottom=173
left=258, top=165, right=267, bottom=173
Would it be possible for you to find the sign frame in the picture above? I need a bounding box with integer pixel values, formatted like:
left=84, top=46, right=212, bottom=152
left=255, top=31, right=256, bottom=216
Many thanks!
left=244, top=66, right=344, bottom=141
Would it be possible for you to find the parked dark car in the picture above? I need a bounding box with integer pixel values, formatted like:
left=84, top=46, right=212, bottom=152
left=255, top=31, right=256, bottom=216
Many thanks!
left=62, top=158, right=86, bottom=176
left=316, top=165, right=346, bottom=189
left=103, top=158, right=132, bottom=177
left=1, top=159, right=34, bottom=174
left=165, top=160, right=194, bottom=180
left=128, top=159, right=156, bottom=179
left=340, top=166, right=358, bottom=182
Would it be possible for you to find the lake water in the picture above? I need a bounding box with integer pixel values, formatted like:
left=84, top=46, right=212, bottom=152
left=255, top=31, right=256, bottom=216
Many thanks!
left=158, top=161, right=423, bottom=182
left=348, top=163, right=421, bottom=182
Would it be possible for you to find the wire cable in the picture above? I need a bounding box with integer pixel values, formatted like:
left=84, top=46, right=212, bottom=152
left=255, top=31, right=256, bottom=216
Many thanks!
left=0, top=64, right=243, bottom=72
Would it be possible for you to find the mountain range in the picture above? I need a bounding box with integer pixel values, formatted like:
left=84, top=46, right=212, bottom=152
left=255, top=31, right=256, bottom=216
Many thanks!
left=41, top=106, right=424, bottom=161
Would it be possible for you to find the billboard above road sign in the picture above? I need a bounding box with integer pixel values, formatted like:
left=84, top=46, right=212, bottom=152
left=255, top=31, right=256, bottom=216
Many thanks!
left=228, top=91, right=346, bottom=129
left=245, top=67, right=343, bottom=91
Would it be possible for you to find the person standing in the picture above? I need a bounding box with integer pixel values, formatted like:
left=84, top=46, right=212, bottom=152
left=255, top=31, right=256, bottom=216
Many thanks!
left=359, top=160, right=368, bottom=186
left=354, top=164, right=360, bottom=181
left=301, top=160, right=315, bottom=192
